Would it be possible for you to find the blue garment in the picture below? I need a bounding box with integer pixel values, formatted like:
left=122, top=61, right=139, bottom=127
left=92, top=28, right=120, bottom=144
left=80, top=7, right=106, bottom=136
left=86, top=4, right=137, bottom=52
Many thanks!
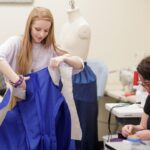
left=72, top=63, right=98, bottom=150
left=73, top=63, right=97, bottom=102
left=0, top=68, right=71, bottom=150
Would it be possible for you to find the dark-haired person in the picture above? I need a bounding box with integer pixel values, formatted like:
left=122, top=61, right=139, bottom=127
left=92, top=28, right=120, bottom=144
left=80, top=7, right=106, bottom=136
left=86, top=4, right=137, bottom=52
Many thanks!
left=122, top=56, right=150, bottom=140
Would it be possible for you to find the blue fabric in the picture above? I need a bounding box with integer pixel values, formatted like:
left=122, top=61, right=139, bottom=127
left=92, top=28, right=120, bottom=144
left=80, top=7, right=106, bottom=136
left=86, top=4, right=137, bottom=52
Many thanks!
left=0, top=68, right=71, bottom=150
left=69, top=140, right=76, bottom=150
left=72, top=64, right=99, bottom=150
left=72, top=64, right=97, bottom=102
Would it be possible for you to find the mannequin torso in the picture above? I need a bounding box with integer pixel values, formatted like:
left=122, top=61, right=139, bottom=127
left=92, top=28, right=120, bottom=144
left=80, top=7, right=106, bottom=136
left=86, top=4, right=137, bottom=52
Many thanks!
left=59, top=8, right=91, bottom=61
left=60, top=5, right=99, bottom=150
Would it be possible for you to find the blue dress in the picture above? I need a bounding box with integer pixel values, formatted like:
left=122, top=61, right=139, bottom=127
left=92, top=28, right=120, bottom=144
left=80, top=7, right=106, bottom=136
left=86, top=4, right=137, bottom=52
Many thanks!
left=0, top=68, right=71, bottom=150
left=72, top=63, right=98, bottom=150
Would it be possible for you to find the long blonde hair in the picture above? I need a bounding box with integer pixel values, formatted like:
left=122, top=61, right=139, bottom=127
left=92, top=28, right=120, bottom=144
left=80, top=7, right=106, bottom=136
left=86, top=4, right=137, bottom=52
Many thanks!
left=17, top=7, right=57, bottom=75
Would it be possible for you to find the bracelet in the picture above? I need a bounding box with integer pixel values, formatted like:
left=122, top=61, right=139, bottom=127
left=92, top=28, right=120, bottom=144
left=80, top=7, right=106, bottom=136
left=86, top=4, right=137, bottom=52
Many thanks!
left=10, top=75, right=24, bottom=88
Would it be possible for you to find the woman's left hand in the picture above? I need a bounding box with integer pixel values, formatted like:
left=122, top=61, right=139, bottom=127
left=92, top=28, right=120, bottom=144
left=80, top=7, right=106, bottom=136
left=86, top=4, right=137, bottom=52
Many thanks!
left=49, top=54, right=70, bottom=69
left=49, top=56, right=64, bottom=69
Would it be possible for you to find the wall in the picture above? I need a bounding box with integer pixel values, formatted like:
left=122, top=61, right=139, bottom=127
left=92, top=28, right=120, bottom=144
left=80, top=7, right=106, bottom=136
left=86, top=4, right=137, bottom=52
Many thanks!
left=0, top=0, right=150, bottom=71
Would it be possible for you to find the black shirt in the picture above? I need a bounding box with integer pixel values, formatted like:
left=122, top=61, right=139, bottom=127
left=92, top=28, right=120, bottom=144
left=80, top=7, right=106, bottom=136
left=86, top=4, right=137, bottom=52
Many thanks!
left=144, top=95, right=150, bottom=129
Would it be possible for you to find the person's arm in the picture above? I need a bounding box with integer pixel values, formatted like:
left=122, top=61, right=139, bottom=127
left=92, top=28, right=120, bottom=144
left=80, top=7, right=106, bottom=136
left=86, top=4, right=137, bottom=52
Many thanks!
left=121, top=112, right=147, bottom=137
left=0, top=36, right=21, bottom=83
left=0, top=59, right=20, bottom=83
left=49, top=48, right=84, bottom=70
left=122, top=112, right=148, bottom=138
left=0, top=36, right=27, bottom=89
left=63, top=54, right=83, bottom=70
left=131, top=112, right=148, bottom=131
left=137, top=112, right=148, bottom=130
left=0, top=59, right=28, bottom=90
left=133, top=112, right=150, bottom=140
left=134, top=129, right=150, bottom=140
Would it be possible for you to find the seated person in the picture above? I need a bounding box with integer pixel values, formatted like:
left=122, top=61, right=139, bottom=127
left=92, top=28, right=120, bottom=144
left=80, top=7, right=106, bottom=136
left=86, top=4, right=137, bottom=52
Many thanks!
left=122, top=56, right=150, bottom=140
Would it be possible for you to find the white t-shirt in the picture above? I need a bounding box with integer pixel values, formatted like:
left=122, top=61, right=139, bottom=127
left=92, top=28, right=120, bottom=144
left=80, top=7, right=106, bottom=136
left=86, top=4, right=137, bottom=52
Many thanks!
left=0, top=35, right=84, bottom=74
left=0, top=36, right=57, bottom=73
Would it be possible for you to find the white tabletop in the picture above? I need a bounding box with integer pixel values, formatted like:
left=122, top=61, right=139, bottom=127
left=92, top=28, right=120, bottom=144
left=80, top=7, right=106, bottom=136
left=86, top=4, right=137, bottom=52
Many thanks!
left=105, top=103, right=143, bottom=118
left=106, top=140, right=150, bottom=150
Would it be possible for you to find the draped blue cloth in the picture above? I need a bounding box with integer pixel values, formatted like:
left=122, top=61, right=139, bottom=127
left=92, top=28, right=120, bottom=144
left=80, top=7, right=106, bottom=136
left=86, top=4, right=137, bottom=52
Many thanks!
left=72, top=63, right=98, bottom=150
left=73, top=63, right=97, bottom=102
left=0, top=68, right=71, bottom=150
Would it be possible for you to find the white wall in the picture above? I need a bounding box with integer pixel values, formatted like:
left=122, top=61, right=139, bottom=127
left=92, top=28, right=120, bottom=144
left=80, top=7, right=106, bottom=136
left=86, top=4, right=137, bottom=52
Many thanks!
left=0, top=0, right=150, bottom=71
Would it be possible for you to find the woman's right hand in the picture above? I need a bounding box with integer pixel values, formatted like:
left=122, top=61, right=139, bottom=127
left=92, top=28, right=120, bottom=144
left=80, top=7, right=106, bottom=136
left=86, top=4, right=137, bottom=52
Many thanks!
left=10, top=76, right=30, bottom=90
left=121, top=124, right=134, bottom=137
left=20, top=76, right=30, bottom=90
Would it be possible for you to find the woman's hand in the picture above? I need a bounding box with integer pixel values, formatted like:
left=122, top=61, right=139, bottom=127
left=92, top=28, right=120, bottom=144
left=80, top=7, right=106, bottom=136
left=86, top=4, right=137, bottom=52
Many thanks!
left=49, top=56, right=64, bottom=69
left=20, top=76, right=30, bottom=90
left=122, top=124, right=134, bottom=137
left=49, top=54, right=69, bottom=69
left=134, top=130, right=150, bottom=140
left=10, top=76, right=30, bottom=90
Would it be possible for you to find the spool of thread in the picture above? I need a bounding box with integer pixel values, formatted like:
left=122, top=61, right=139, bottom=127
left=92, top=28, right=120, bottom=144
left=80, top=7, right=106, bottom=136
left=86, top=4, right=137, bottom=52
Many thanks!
left=127, top=135, right=140, bottom=142
left=127, top=135, right=146, bottom=145
left=133, top=71, right=139, bottom=86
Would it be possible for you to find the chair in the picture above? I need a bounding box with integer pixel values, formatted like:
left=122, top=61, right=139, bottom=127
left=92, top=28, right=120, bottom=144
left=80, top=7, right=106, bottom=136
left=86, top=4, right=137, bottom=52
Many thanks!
left=87, top=59, right=108, bottom=98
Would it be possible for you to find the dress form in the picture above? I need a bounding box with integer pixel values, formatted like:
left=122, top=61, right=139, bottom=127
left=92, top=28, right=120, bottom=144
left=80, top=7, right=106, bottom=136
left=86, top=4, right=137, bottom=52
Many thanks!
left=59, top=7, right=91, bottom=61
left=60, top=2, right=99, bottom=150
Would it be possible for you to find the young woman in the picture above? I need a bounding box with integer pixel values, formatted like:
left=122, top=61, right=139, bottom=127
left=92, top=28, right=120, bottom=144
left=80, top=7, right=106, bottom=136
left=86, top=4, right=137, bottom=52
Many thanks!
left=0, top=7, right=84, bottom=150
left=0, top=6, right=83, bottom=91
left=122, top=56, right=150, bottom=140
